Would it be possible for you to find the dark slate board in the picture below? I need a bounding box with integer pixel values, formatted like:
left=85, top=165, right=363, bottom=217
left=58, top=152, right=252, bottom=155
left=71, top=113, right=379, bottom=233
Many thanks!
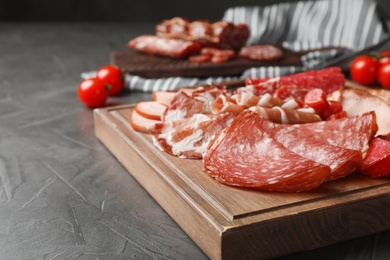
left=110, top=47, right=304, bottom=78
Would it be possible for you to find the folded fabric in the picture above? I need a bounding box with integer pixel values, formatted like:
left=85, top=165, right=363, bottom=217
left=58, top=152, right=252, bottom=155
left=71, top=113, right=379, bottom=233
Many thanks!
left=84, top=0, right=389, bottom=92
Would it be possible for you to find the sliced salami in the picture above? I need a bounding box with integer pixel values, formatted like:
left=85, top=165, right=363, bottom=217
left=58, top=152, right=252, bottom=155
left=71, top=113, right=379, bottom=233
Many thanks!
left=242, top=67, right=345, bottom=97
left=271, top=125, right=362, bottom=180
left=204, top=110, right=331, bottom=192
left=239, top=45, right=284, bottom=61
left=358, top=135, right=390, bottom=178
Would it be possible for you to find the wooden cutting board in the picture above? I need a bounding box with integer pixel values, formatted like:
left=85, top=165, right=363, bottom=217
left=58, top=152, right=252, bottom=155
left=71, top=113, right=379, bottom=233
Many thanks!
left=111, top=47, right=306, bottom=78
left=94, top=104, right=390, bottom=260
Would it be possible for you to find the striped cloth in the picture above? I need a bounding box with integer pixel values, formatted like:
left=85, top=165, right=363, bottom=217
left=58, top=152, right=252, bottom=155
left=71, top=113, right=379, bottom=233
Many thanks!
left=83, top=0, right=389, bottom=92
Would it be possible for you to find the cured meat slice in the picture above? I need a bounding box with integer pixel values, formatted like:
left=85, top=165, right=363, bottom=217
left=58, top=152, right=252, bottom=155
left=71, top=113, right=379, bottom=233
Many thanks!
left=135, top=101, right=167, bottom=121
left=129, top=110, right=161, bottom=134
left=155, top=17, right=249, bottom=50
left=204, top=110, right=331, bottom=192
left=242, top=67, right=345, bottom=97
left=327, top=88, right=390, bottom=135
left=188, top=21, right=213, bottom=45
left=154, top=112, right=235, bottom=159
left=232, top=93, right=285, bottom=108
left=236, top=78, right=279, bottom=96
left=271, top=125, right=362, bottom=180
left=188, top=53, right=212, bottom=63
left=239, top=45, right=284, bottom=61
left=274, top=84, right=310, bottom=101
left=152, top=91, right=177, bottom=106
left=211, top=21, right=248, bottom=50
left=276, top=113, right=376, bottom=158
left=358, top=135, right=390, bottom=178
left=128, top=35, right=201, bottom=59
left=162, top=91, right=206, bottom=122
left=249, top=106, right=321, bottom=124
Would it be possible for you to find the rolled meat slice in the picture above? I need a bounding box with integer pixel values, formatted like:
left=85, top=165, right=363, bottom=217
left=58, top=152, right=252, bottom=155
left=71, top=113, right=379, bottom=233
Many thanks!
left=249, top=106, right=321, bottom=124
left=204, top=110, right=331, bottom=192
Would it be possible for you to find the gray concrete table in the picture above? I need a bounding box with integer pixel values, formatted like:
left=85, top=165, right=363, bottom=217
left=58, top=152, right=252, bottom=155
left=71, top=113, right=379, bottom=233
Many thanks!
left=1, top=22, right=390, bottom=260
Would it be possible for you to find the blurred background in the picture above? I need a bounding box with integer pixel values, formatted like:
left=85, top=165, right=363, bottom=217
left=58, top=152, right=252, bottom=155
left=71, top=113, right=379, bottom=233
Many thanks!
left=0, top=0, right=306, bottom=22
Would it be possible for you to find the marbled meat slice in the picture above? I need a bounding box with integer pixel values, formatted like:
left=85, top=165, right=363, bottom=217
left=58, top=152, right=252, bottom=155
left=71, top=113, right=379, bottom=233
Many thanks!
left=162, top=91, right=207, bottom=122
left=154, top=112, right=235, bottom=159
left=204, top=110, right=331, bottom=192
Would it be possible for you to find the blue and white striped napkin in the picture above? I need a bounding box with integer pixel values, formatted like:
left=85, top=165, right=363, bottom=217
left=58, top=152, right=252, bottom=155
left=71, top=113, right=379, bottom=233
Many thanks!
left=83, top=0, right=389, bottom=92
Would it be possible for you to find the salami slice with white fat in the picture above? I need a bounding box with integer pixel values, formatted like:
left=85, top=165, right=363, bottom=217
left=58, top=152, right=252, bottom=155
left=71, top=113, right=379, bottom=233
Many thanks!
left=271, top=125, right=362, bottom=180
left=241, top=67, right=345, bottom=98
left=204, top=110, right=331, bottom=192
left=239, top=45, right=284, bottom=61
left=204, top=110, right=378, bottom=191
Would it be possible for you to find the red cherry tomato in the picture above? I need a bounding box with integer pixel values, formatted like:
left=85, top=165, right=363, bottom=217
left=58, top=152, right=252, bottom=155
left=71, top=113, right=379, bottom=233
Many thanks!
left=96, top=65, right=125, bottom=95
left=378, top=61, right=390, bottom=89
left=350, top=55, right=379, bottom=86
left=77, top=78, right=108, bottom=108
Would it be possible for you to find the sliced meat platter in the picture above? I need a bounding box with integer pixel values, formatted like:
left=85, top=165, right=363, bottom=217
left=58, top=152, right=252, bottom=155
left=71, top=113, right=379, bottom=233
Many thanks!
left=129, top=67, right=390, bottom=192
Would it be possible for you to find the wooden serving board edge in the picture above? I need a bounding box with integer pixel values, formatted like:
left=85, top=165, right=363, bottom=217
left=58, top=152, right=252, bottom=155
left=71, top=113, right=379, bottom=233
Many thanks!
left=94, top=105, right=390, bottom=260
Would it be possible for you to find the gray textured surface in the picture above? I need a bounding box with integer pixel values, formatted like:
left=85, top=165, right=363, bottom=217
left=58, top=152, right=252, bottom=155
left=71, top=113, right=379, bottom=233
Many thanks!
left=1, top=22, right=390, bottom=260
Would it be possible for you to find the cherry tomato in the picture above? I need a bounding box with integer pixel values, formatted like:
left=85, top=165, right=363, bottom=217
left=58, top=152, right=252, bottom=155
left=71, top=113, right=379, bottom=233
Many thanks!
left=96, top=65, right=125, bottom=95
left=378, top=61, right=390, bottom=89
left=349, top=55, right=379, bottom=86
left=77, top=78, right=108, bottom=108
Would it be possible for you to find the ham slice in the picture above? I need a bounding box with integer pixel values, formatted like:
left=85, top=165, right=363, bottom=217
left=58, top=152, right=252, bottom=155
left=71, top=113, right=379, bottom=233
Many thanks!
left=327, top=88, right=390, bottom=135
